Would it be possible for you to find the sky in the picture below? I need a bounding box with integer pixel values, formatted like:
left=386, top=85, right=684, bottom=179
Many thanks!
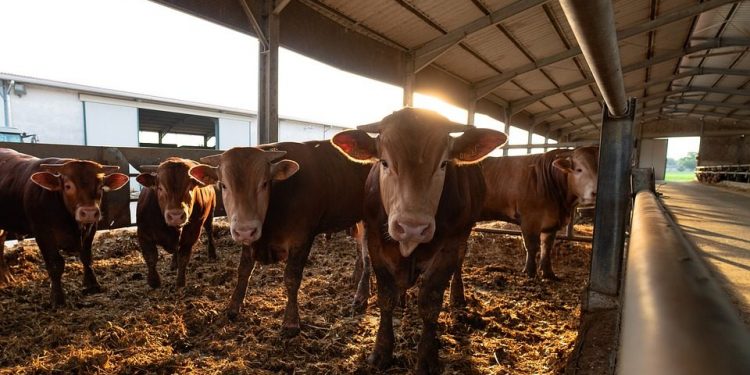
left=0, top=0, right=697, bottom=158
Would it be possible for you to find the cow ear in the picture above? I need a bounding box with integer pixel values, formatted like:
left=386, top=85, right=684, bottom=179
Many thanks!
left=188, top=165, right=218, bottom=186
left=451, top=128, right=507, bottom=165
left=104, top=173, right=129, bottom=192
left=552, top=157, right=574, bottom=173
left=31, top=172, right=62, bottom=191
left=331, top=130, right=378, bottom=163
left=136, top=173, right=157, bottom=188
left=271, top=160, right=299, bottom=181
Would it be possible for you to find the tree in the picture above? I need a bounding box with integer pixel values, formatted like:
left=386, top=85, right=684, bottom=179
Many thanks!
left=677, top=152, right=697, bottom=172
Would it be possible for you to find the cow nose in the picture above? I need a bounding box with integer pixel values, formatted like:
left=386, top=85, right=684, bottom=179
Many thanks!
left=393, top=220, right=433, bottom=241
left=165, top=209, right=187, bottom=226
left=76, top=206, right=100, bottom=224
left=231, top=222, right=261, bottom=245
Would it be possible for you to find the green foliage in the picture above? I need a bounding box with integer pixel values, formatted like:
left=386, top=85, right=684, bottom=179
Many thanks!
left=665, top=171, right=696, bottom=182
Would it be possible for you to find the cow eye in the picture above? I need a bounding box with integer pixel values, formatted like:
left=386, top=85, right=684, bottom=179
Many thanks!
left=261, top=180, right=269, bottom=189
left=440, top=160, right=449, bottom=170
left=576, top=168, right=583, bottom=173
left=64, top=183, right=72, bottom=191
left=380, top=160, right=389, bottom=169
left=218, top=182, right=226, bottom=190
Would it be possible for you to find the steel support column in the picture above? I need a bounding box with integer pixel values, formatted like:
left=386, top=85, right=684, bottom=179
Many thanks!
left=588, top=97, right=636, bottom=310
left=257, top=0, right=279, bottom=144
left=467, top=99, right=476, bottom=126
left=503, top=108, right=511, bottom=156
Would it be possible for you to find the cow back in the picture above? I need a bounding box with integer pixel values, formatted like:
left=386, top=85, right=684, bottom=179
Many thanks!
left=259, top=141, right=371, bottom=243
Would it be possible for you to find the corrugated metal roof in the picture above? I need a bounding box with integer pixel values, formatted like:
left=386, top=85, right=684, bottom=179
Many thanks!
left=164, top=0, right=750, bottom=140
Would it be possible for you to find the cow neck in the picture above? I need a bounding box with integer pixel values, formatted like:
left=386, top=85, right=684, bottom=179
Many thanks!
left=539, top=152, right=574, bottom=221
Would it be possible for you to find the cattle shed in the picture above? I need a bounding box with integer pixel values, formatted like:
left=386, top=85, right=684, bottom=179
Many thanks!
left=146, top=0, right=750, bottom=373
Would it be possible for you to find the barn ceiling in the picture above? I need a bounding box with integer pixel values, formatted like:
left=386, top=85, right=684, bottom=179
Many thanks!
left=153, top=0, right=750, bottom=142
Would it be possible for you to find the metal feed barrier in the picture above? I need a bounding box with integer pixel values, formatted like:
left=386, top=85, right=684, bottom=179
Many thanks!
left=695, top=164, right=750, bottom=184
left=0, top=142, right=226, bottom=228
left=617, top=190, right=750, bottom=374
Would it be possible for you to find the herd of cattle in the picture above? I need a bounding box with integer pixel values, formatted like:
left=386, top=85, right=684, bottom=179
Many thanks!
left=0, top=107, right=598, bottom=374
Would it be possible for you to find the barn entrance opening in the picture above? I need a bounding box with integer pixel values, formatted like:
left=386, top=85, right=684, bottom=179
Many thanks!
left=138, top=108, right=217, bottom=149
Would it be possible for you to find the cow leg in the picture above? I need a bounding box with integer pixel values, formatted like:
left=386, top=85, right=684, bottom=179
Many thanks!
left=520, top=230, right=541, bottom=278
left=540, top=231, right=559, bottom=280
left=204, top=214, right=217, bottom=260
left=227, top=245, right=255, bottom=321
left=281, top=240, right=313, bottom=337
left=175, top=228, right=201, bottom=288
left=0, top=230, right=14, bottom=284
left=37, top=237, right=66, bottom=307
left=368, top=265, right=397, bottom=370
left=80, top=229, right=102, bottom=294
left=449, top=241, right=468, bottom=308
left=138, top=234, right=161, bottom=289
left=416, top=256, right=454, bottom=374
left=352, top=222, right=371, bottom=314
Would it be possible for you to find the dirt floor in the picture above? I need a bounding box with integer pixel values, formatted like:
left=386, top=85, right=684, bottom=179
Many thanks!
left=0, top=221, right=593, bottom=374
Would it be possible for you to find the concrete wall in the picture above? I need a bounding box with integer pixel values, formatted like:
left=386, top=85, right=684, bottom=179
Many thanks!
left=8, top=84, right=84, bottom=144
left=698, top=135, right=750, bottom=166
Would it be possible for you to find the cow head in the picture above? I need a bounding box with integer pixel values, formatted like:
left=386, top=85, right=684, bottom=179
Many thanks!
left=136, top=158, right=206, bottom=228
left=552, top=146, right=599, bottom=207
left=188, top=147, right=299, bottom=246
left=332, top=107, right=507, bottom=257
left=30, top=161, right=129, bottom=226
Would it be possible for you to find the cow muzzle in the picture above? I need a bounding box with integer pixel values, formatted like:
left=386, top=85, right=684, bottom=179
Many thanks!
left=164, top=209, right=188, bottom=227
left=389, top=215, right=435, bottom=257
left=75, top=206, right=101, bottom=224
left=231, top=220, right=262, bottom=246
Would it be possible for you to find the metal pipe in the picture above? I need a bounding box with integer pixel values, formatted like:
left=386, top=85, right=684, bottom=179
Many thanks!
left=472, top=227, right=592, bottom=243
left=618, top=191, right=750, bottom=374
left=558, top=0, right=628, bottom=117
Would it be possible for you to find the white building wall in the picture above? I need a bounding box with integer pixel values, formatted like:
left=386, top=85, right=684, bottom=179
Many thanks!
left=9, top=84, right=84, bottom=144
left=84, top=102, right=138, bottom=147
left=279, top=119, right=347, bottom=142
left=218, top=118, right=251, bottom=149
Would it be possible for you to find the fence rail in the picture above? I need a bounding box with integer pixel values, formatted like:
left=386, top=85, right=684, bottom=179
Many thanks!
left=617, top=191, right=750, bottom=374
left=0, top=142, right=226, bottom=229
left=695, top=164, right=750, bottom=183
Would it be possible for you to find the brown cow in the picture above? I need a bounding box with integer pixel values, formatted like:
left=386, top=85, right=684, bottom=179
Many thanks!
left=332, top=108, right=507, bottom=374
left=189, top=144, right=371, bottom=336
left=135, top=158, right=217, bottom=288
left=0, top=148, right=129, bottom=305
left=478, top=147, right=599, bottom=279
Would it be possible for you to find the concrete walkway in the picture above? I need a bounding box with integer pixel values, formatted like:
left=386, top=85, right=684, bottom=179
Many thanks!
left=658, top=181, right=750, bottom=325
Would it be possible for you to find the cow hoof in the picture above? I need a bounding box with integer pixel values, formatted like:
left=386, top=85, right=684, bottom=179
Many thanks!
left=521, top=267, right=536, bottom=279
left=82, top=284, right=103, bottom=295
left=352, top=298, right=368, bottom=315
left=50, top=293, right=66, bottom=308
left=450, top=294, right=466, bottom=308
left=367, top=350, right=393, bottom=370
left=416, top=359, right=441, bottom=375
left=226, top=310, right=239, bottom=321
left=147, top=277, right=161, bottom=289
left=542, top=273, right=561, bottom=281
left=280, top=324, right=301, bottom=338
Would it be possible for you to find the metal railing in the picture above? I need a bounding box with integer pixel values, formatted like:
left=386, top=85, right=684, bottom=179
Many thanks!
left=695, top=164, right=750, bottom=183
left=617, top=191, right=750, bottom=374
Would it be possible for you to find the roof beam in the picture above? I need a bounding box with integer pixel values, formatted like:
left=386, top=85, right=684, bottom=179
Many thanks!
left=474, top=0, right=741, bottom=99
left=673, top=85, right=750, bottom=97
left=413, top=0, right=549, bottom=72
left=510, top=38, right=750, bottom=113
left=665, top=98, right=749, bottom=110
left=532, top=67, right=750, bottom=124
